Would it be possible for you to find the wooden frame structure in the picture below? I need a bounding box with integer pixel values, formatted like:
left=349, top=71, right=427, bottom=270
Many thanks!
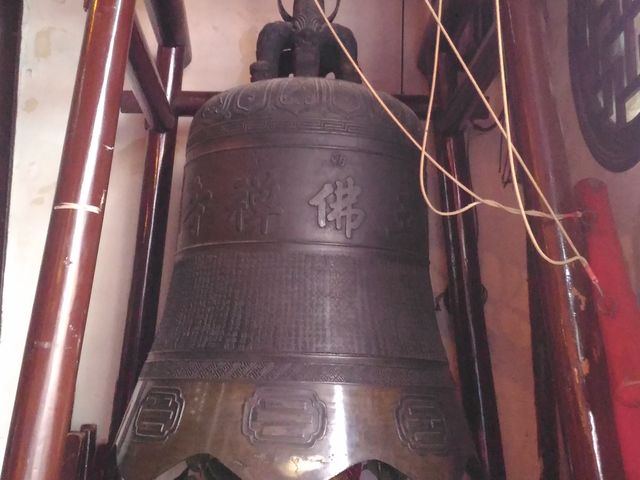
left=2, top=0, right=623, bottom=479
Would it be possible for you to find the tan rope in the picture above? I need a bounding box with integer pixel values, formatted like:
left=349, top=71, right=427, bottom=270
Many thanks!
left=422, top=0, right=601, bottom=286
left=313, top=0, right=599, bottom=289
left=312, top=0, right=578, bottom=221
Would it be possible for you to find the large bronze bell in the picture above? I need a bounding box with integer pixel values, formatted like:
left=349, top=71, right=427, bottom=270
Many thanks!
left=116, top=2, right=473, bottom=478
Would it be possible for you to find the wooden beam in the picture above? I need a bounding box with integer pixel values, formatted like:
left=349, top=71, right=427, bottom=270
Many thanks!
left=145, top=0, right=192, bottom=67
left=527, top=240, right=561, bottom=480
left=60, top=425, right=97, bottom=480
left=128, top=16, right=175, bottom=132
left=120, top=90, right=431, bottom=119
left=435, top=52, right=506, bottom=479
left=436, top=131, right=506, bottom=480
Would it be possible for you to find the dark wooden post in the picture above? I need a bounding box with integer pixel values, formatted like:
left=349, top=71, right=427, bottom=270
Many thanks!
left=432, top=48, right=505, bottom=479
left=0, top=0, right=22, bottom=329
left=145, top=0, right=192, bottom=66
left=108, top=45, right=185, bottom=442
left=527, top=240, right=561, bottom=480
left=2, top=1, right=136, bottom=478
left=127, top=18, right=176, bottom=133
left=436, top=132, right=506, bottom=480
left=500, top=0, right=624, bottom=477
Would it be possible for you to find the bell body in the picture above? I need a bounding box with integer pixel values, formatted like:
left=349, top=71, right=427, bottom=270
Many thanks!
left=116, top=78, right=472, bottom=479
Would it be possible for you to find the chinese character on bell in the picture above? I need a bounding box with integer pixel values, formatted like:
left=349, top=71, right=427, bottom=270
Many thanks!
left=309, top=176, right=365, bottom=239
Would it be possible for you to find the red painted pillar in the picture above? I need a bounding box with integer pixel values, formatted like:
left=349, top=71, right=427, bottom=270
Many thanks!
left=576, top=178, right=640, bottom=480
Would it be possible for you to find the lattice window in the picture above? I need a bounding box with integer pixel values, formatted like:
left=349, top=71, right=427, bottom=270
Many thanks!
left=569, top=0, right=640, bottom=171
